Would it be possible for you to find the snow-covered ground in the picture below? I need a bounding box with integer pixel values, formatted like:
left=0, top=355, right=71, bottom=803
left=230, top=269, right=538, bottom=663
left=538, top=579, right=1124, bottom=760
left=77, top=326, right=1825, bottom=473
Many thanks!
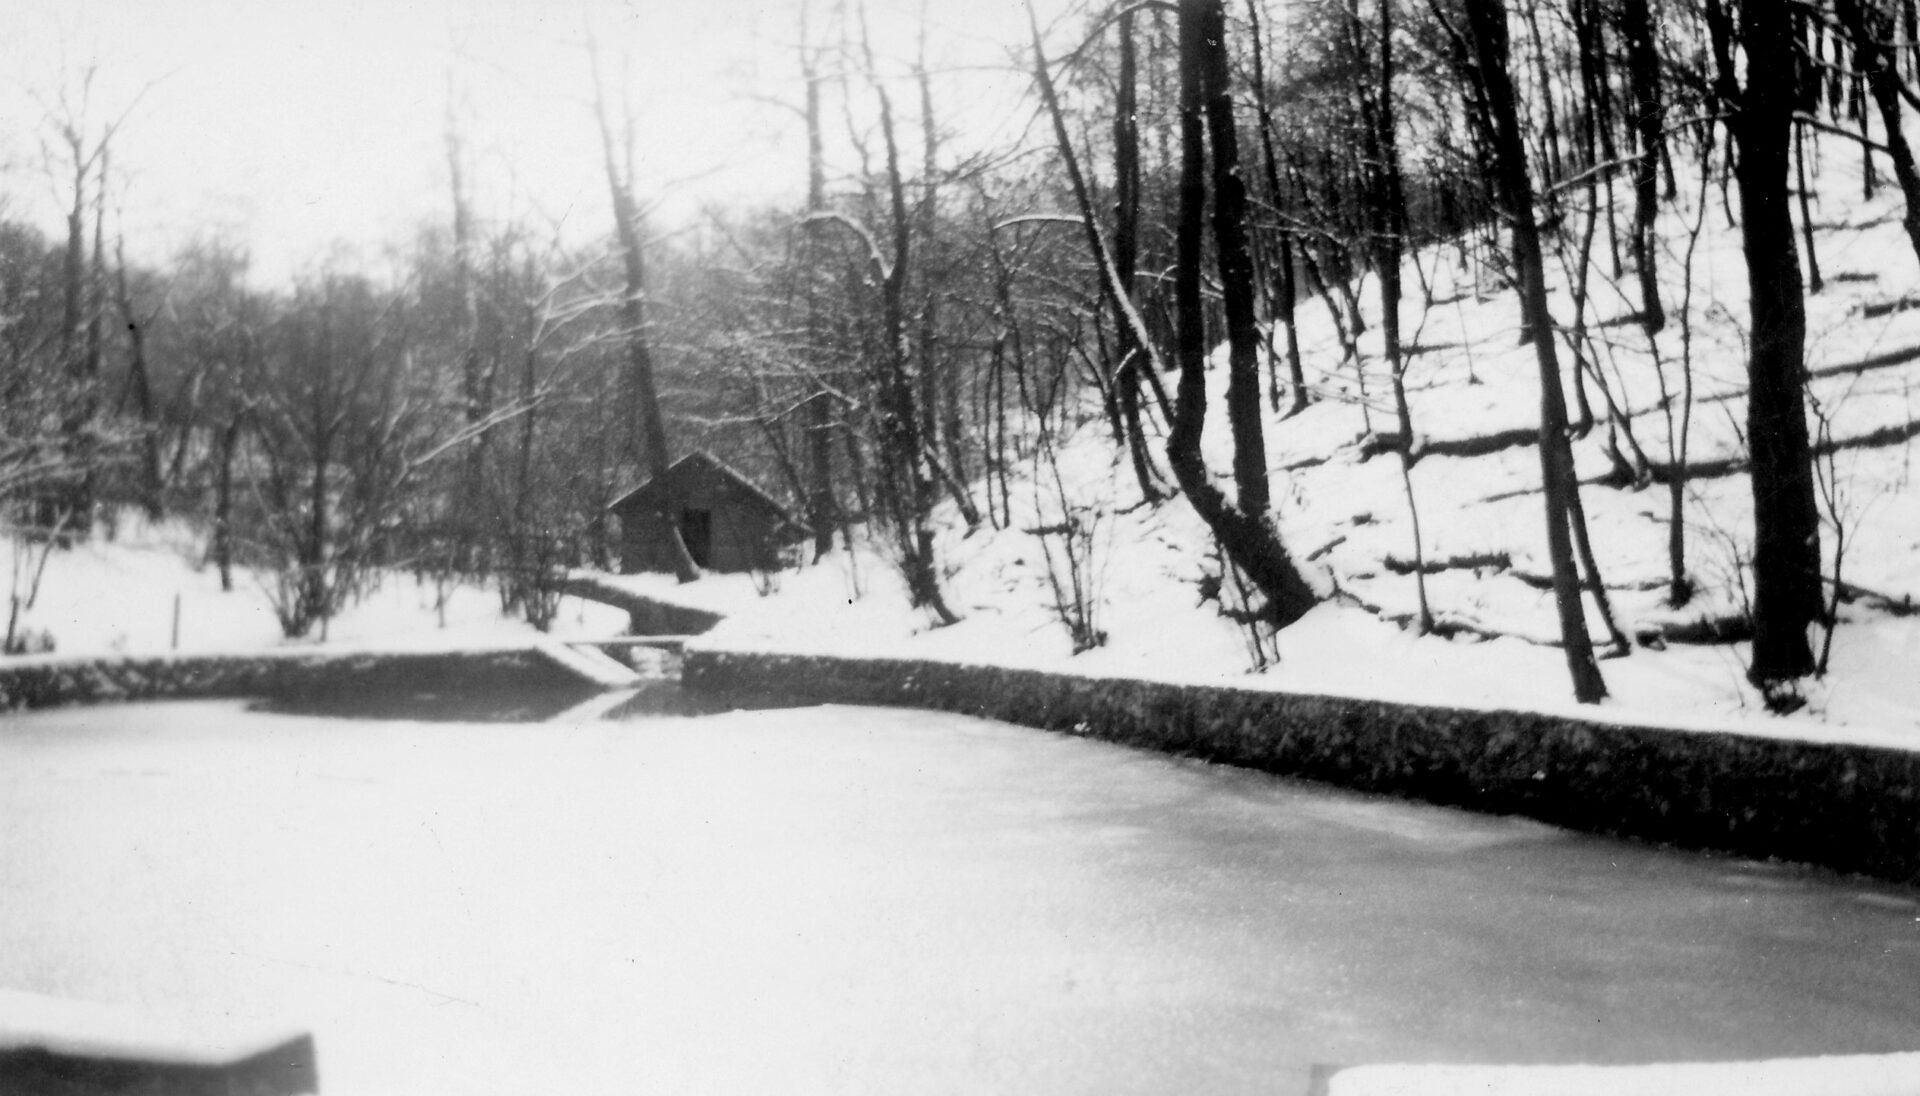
left=0, top=511, right=626, bottom=659
left=1329, top=1054, right=1920, bottom=1096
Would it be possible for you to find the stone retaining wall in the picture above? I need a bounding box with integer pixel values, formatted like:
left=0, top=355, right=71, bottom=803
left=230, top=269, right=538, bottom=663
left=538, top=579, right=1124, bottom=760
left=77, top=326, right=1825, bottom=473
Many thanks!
left=682, top=649, right=1920, bottom=885
left=0, top=648, right=574, bottom=712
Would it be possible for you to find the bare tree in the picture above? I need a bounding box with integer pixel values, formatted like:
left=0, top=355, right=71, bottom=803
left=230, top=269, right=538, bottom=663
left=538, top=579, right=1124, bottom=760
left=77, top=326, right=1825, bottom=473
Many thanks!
left=1703, top=0, right=1822, bottom=698
left=1449, top=0, right=1607, bottom=702
left=802, top=1, right=961, bottom=624
left=587, top=31, right=701, bottom=582
left=1617, top=0, right=1668, bottom=331
left=1168, top=0, right=1318, bottom=628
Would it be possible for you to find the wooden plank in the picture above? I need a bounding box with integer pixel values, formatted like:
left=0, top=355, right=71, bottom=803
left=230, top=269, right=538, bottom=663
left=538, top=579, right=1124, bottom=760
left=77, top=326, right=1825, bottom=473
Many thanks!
left=532, top=638, right=642, bottom=688
left=571, top=636, right=692, bottom=651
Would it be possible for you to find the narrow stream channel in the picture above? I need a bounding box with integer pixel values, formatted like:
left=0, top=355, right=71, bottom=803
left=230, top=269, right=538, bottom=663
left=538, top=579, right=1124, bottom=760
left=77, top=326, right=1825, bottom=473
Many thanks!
left=1, top=697, right=1915, bottom=1095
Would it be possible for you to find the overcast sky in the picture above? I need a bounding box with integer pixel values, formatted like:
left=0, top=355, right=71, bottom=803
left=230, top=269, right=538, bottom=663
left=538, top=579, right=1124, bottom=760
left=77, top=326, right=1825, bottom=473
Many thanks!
left=0, top=0, right=1072, bottom=286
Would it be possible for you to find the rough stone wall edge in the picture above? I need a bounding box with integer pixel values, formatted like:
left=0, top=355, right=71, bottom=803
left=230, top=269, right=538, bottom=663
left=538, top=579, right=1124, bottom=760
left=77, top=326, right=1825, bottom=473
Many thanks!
left=0, top=647, right=568, bottom=712
left=681, top=648, right=1920, bottom=885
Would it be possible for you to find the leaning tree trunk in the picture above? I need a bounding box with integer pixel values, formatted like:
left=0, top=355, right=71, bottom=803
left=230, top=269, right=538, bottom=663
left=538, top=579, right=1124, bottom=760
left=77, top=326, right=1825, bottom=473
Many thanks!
left=1464, top=0, right=1608, bottom=703
left=590, top=41, right=700, bottom=583
left=1166, top=0, right=1318, bottom=628
left=1835, top=0, right=1920, bottom=271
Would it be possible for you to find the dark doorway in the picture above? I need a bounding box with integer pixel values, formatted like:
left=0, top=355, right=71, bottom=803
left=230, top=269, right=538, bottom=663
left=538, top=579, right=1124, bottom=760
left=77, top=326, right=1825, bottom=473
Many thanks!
left=679, top=508, right=713, bottom=568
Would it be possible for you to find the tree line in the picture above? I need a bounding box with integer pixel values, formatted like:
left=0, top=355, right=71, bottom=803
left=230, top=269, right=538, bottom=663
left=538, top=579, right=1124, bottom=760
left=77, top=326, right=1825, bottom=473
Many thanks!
left=6, top=0, right=1915, bottom=707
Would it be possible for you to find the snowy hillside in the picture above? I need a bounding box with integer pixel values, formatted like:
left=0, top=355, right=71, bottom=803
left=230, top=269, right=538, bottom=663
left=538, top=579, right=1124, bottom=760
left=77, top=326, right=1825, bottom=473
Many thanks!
left=683, top=167, right=1920, bottom=745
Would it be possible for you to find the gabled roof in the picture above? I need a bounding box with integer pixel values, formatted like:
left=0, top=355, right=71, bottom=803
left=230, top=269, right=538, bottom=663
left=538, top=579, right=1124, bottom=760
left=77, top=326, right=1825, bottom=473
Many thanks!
left=607, top=449, right=809, bottom=530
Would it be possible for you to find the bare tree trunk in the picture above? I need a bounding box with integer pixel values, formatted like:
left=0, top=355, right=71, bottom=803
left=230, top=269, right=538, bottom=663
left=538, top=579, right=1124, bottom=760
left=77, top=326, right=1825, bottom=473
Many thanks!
left=1168, top=0, right=1318, bottom=628
left=1246, top=0, right=1309, bottom=417
left=1360, top=0, right=1430, bottom=633
left=56, top=129, right=94, bottom=537
left=305, top=424, right=332, bottom=628
left=801, top=1, right=841, bottom=559
left=589, top=36, right=700, bottom=583
left=1795, top=120, right=1824, bottom=295
left=1461, top=0, right=1608, bottom=703
left=214, top=413, right=242, bottom=592
left=1201, top=5, right=1270, bottom=519
left=1114, top=8, right=1168, bottom=502
left=1521, top=0, right=1565, bottom=184
left=1663, top=150, right=1707, bottom=608
left=445, top=88, right=491, bottom=572
left=85, top=145, right=107, bottom=529
left=112, top=234, right=164, bottom=520
left=1713, top=0, right=1821, bottom=691
left=1618, top=0, right=1667, bottom=332
left=856, top=1, right=958, bottom=623
left=1835, top=0, right=1920, bottom=271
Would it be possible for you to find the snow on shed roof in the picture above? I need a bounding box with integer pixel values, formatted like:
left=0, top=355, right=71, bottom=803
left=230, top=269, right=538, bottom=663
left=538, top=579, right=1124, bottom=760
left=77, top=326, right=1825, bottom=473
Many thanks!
left=607, top=450, right=808, bottom=529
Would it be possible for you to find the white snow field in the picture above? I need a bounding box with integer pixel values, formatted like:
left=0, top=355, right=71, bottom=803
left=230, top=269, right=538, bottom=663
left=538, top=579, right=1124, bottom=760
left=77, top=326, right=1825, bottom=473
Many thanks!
left=1, top=511, right=627, bottom=658
left=2, top=699, right=1919, bottom=1096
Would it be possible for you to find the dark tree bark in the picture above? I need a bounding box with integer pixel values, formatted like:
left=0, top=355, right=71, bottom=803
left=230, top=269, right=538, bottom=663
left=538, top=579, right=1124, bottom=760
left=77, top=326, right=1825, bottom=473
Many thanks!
left=801, top=1, right=841, bottom=559
left=912, top=46, right=981, bottom=532
left=213, top=412, right=242, bottom=592
left=854, top=2, right=959, bottom=623
left=1113, top=8, right=1168, bottom=502
left=1617, top=0, right=1667, bottom=332
left=1353, top=0, right=1411, bottom=450
left=444, top=92, right=497, bottom=577
left=1520, top=0, right=1565, bottom=184
left=1358, top=0, right=1431, bottom=633
left=1459, top=0, right=1608, bottom=703
left=1024, top=1, right=1165, bottom=386
left=54, top=123, right=97, bottom=537
left=1720, top=0, right=1822, bottom=689
left=1168, top=0, right=1318, bottom=628
left=1198, top=3, right=1270, bottom=518
left=1794, top=120, right=1824, bottom=295
left=1246, top=0, right=1309, bottom=417
left=111, top=231, right=164, bottom=521
left=1835, top=0, right=1920, bottom=271
left=589, top=38, right=700, bottom=583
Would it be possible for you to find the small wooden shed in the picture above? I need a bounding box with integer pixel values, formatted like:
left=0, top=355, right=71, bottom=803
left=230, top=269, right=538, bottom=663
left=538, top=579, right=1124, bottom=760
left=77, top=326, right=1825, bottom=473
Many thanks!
left=608, top=451, right=811, bottom=574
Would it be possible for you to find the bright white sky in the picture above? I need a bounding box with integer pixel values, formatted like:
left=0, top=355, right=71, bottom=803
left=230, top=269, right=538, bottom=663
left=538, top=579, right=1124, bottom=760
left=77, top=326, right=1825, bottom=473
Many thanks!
left=0, top=0, right=1073, bottom=286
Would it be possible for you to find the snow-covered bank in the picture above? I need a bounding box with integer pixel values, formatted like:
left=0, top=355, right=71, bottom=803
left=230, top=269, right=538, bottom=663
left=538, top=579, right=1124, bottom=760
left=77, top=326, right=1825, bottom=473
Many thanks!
left=591, top=530, right=1920, bottom=756
left=2, top=513, right=626, bottom=661
left=0, top=644, right=592, bottom=712
left=1326, top=1053, right=1920, bottom=1096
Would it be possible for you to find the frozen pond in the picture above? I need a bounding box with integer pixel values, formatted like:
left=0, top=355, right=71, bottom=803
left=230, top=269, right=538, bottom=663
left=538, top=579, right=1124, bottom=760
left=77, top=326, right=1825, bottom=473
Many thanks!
left=2, top=696, right=1918, bottom=1095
